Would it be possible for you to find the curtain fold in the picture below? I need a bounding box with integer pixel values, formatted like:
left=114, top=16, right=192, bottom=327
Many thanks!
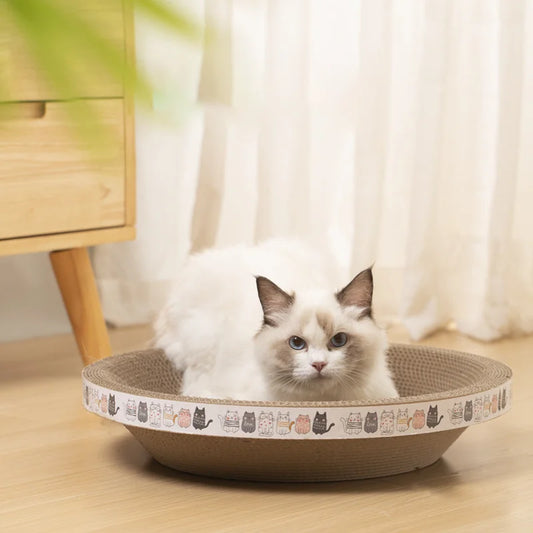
left=93, top=0, right=533, bottom=341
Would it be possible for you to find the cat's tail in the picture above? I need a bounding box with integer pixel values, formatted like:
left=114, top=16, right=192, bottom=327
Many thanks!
left=436, top=415, right=444, bottom=426
left=324, top=423, right=335, bottom=433
left=289, top=421, right=295, bottom=431
left=173, top=414, right=179, bottom=423
left=408, top=417, right=412, bottom=428
left=205, top=419, right=213, bottom=428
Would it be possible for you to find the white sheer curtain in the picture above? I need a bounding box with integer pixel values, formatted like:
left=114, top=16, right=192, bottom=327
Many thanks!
left=93, top=0, right=533, bottom=341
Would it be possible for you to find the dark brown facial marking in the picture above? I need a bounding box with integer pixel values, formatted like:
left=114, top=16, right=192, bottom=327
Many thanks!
left=272, top=337, right=297, bottom=369
left=316, top=312, right=336, bottom=339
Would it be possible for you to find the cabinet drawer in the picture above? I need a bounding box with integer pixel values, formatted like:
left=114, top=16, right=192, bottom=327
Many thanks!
left=0, top=0, right=124, bottom=101
left=0, top=99, right=126, bottom=239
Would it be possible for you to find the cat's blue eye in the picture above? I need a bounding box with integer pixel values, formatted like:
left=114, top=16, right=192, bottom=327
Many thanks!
left=330, top=332, right=347, bottom=347
left=289, top=336, right=306, bottom=350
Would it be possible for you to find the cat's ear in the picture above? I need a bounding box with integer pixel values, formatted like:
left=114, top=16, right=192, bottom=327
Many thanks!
left=256, top=276, right=294, bottom=326
left=336, top=267, right=373, bottom=318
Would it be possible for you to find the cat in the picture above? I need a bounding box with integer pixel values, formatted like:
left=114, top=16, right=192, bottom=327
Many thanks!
left=380, top=410, right=394, bottom=435
left=192, top=407, right=213, bottom=430
left=396, top=408, right=412, bottom=432
left=412, top=409, right=425, bottom=430
left=138, top=401, right=148, bottom=423
left=154, top=239, right=398, bottom=402
left=463, top=400, right=473, bottom=422
left=149, top=402, right=162, bottom=427
left=108, top=394, right=120, bottom=416
left=491, top=394, right=498, bottom=414
left=364, top=412, right=378, bottom=433
left=126, top=399, right=137, bottom=421
left=219, top=410, right=240, bottom=433
left=241, top=411, right=256, bottom=433
left=163, top=404, right=177, bottom=427
left=340, top=412, right=362, bottom=434
left=427, top=405, right=444, bottom=428
left=178, top=408, right=191, bottom=428
left=100, top=394, right=108, bottom=414
left=312, top=412, right=335, bottom=434
left=448, top=402, right=463, bottom=425
left=473, top=398, right=483, bottom=421
left=276, top=412, right=295, bottom=435
left=258, top=412, right=275, bottom=436
left=295, top=414, right=311, bottom=434
left=483, top=395, right=491, bottom=417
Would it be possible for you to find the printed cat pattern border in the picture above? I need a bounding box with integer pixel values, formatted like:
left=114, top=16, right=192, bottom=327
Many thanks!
left=83, top=377, right=511, bottom=440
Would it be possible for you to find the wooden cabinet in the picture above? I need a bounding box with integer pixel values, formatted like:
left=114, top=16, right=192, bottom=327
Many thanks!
left=0, top=0, right=136, bottom=364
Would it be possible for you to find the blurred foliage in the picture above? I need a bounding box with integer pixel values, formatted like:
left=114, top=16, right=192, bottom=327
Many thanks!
left=0, top=0, right=202, bottom=151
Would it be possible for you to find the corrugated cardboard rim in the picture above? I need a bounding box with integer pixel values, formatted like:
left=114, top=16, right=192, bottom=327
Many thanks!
left=82, top=344, right=512, bottom=441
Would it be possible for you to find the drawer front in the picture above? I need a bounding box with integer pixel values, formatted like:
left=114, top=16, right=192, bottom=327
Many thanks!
left=0, top=99, right=126, bottom=239
left=0, top=0, right=124, bottom=101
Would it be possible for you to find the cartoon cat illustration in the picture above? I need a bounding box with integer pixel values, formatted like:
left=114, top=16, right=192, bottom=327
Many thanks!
left=276, top=412, right=295, bottom=435
left=258, top=412, right=274, bottom=436
left=396, top=408, right=412, bottom=432
left=126, top=399, right=137, bottom=421
left=178, top=408, right=191, bottom=428
left=463, top=400, right=473, bottom=422
left=219, top=410, right=240, bottom=433
left=100, top=394, right=108, bottom=414
left=473, top=397, right=483, bottom=421
left=149, top=402, right=162, bottom=427
left=138, top=401, right=148, bottom=423
left=501, top=388, right=507, bottom=409
left=448, top=402, right=463, bottom=425
left=312, top=412, right=335, bottom=435
left=193, top=407, right=213, bottom=430
left=491, top=394, right=498, bottom=414
left=412, top=409, right=425, bottom=430
left=340, top=412, right=362, bottom=434
left=89, top=389, right=99, bottom=410
left=427, top=405, right=444, bottom=428
left=108, top=394, right=120, bottom=416
left=241, top=411, right=256, bottom=433
left=380, top=410, right=395, bottom=435
left=163, top=404, right=177, bottom=427
left=364, top=412, right=378, bottom=433
left=483, top=395, right=491, bottom=417
left=295, top=415, right=311, bottom=434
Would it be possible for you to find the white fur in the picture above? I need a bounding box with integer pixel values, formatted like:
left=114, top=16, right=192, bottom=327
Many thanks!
left=154, top=239, right=398, bottom=401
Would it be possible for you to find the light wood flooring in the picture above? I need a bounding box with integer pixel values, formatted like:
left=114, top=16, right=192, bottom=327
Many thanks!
left=1, top=325, right=531, bottom=532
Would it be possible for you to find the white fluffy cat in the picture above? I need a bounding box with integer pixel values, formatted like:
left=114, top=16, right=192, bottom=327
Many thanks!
left=154, top=239, right=398, bottom=401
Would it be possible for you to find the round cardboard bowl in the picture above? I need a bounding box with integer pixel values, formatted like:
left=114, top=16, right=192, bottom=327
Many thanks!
left=82, top=344, right=511, bottom=482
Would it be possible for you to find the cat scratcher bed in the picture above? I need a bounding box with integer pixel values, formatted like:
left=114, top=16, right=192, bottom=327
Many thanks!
left=82, top=345, right=511, bottom=482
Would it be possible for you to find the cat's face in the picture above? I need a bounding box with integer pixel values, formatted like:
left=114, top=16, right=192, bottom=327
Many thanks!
left=226, top=411, right=238, bottom=422
left=254, top=269, right=387, bottom=399
left=428, top=405, right=437, bottom=416
left=278, top=412, right=290, bottom=422
left=348, top=412, right=361, bottom=423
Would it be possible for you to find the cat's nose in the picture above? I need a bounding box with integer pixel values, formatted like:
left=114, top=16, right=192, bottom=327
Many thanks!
left=311, top=361, right=327, bottom=373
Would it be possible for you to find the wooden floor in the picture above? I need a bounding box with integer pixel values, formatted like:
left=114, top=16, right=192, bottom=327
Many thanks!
left=1, top=325, right=531, bottom=532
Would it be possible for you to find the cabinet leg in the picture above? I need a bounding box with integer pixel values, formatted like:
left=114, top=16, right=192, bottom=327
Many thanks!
left=50, top=247, right=112, bottom=365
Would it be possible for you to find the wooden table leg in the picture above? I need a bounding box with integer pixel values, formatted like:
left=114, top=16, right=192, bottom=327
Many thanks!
left=50, top=247, right=112, bottom=365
